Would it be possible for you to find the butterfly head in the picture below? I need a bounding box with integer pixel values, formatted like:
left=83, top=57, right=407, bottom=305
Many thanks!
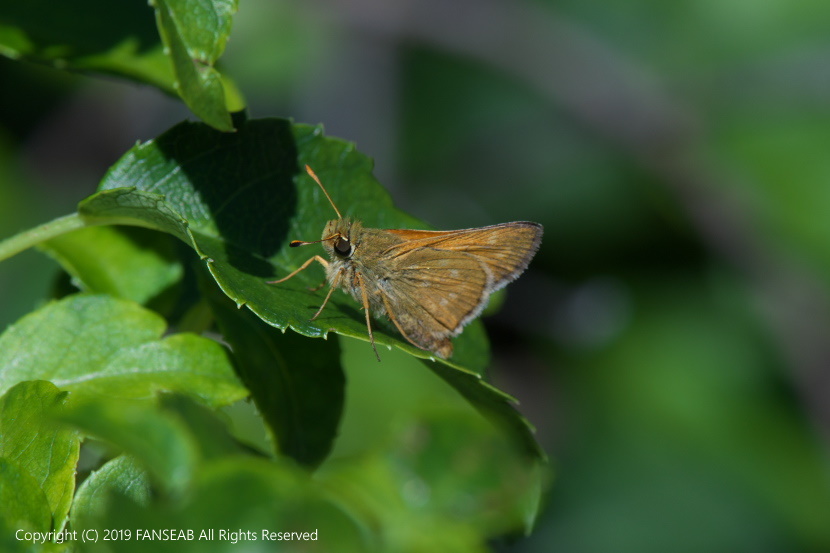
left=321, top=218, right=361, bottom=259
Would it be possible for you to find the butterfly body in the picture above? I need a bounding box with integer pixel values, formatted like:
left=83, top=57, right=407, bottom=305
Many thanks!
left=269, top=167, right=543, bottom=360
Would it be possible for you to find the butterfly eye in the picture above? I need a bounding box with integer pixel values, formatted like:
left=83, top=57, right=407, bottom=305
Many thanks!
left=334, top=237, right=352, bottom=256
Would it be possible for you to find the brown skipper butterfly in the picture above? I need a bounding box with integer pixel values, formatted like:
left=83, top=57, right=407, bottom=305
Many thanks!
left=269, top=166, right=543, bottom=360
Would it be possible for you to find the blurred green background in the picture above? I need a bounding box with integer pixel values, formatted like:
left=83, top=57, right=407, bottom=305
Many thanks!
left=2, top=0, right=830, bottom=551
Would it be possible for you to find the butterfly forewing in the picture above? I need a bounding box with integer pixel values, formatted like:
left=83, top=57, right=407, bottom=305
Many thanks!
left=385, top=222, right=543, bottom=289
left=372, top=222, right=542, bottom=358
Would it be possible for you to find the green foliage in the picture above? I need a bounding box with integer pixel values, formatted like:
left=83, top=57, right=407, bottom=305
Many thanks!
left=205, top=279, right=345, bottom=467
left=71, top=456, right=151, bottom=531
left=0, top=2, right=546, bottom=550
left=394, top=4, right=830, bottom=551
left=150, top=0, right=239, bottom=130
left=0, top=381, right=78, bottom=533
left=0, top=0, right=166, bottom=86
left=40, top=226, right=182, bottom=306
left=0, top=0, right=239, bottom=129
left=14, top=0, right=830, bottom=551
left=81, top=456, right=370, bottom=553
left=0, top=457, right=53, bottom=548
left=0, top=122, right=545, bottom=548
left=0, top=295, right=245, bottom=406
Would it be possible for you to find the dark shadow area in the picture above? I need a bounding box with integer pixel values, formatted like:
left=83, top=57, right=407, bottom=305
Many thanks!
left=0, top=57, right=79, bottom=142
left=154, top=113, right=299, bottom=277
left=3, top=0, right=160, bottom=58
left=217, top=239, right=278, bottom=278
left=197, top=265, right=345, bottom=467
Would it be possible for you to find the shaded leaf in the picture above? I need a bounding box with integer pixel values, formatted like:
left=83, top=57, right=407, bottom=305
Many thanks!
left=425, top=361, right=544, bottom=460
left=40, top=226, right=182, bottom=305
left=0, top=0, right=173, bottom=91
left=77, top=457, right=370, bottom=552
left=319, top=408, right=546, bottom=548
left=204, top=275, right=344, bottom=467
left=158, top=393, right=253, bottom=460
left=57, top=395, right=199, bottom=495
left=386, top=413, right=547, bottom=535
left=319, top=453, right=487, bottom=553
left=0, top=0, right=242, bottom=128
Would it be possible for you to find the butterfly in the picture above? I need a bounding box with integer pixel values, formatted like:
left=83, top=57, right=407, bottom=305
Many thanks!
left=269, top=166, right=543, bottom=360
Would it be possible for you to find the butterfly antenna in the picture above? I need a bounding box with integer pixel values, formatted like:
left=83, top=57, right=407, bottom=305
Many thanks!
left=305, top=165, right=342, bottom=219
left=290, top=233, right=340, bottom=248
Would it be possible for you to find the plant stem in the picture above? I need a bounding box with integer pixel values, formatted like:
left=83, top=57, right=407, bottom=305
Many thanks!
left=0, top=213, right=88, bottom=263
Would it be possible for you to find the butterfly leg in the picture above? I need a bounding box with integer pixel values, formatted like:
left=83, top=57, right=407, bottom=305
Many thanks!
left=269, top=255, right=338, bottom=321
left=356, top=272, right=381, bottom=362
left=381, top=294, right=427, bottom=355
left=267, top=255, right=329, bottom=284
left=310, top=284, right=338, bottom=321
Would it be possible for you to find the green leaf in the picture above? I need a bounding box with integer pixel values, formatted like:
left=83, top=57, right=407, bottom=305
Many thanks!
left=0, top=381, right=79, bottom=532
left=57, top=395, right=199, bottom=495
left=157, top=393, right=253, bottom=460
left=187, top=459, right=369, bottom=550
left=71, top=455, right=151, bottom=532
left=86, top=333, right=244, bottom=405
left=79, top=117, right=479, bottom=364
left=0, top=115, right=543, bottom=463
left=61, top=394, right=265, bottom=501
left=0, top=458, right=52, bottom=538
left=319, top=411, right=547, bottom=549
left=425, top=361, right=544, bottom=460
left=0, top=0, right=174, bottom=91
left=40, top=226, right=183, bottom=305
left=0, top=0, right=242, bottom=128
left=71, top=116, right=543, bottom=461
left=205, top=276, right=344, bottom=467
left=0, top=294, right=246, bottom=407
left=79, top=457, right=370, bottom=552
left=319, top=453, right=488, bottom=553
left=385, top=413, right=547, bottom=536
left=150, top=0, right=238, bottom=130
left=0, top=294, right=160, bottom=395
